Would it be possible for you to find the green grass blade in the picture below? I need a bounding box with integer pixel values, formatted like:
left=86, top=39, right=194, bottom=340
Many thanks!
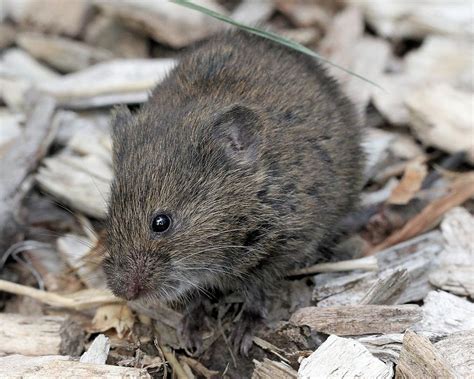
left=170, top=0, right=382, bottom=89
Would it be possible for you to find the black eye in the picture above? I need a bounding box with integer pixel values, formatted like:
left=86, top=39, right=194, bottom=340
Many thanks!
left=151, top=214, right=172, bottom=233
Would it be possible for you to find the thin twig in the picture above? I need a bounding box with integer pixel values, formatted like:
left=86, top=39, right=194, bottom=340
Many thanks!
left=0, top=279, right=122, bottom=310
left=287, top=256, right=378, bottom=277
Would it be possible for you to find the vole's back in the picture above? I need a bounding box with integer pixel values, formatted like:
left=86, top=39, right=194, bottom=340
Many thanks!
left=106, top=31, right=364, bottom=308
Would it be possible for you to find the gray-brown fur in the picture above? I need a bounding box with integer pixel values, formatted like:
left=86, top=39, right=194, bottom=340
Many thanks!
left=103, top=30, right=364, bottom=353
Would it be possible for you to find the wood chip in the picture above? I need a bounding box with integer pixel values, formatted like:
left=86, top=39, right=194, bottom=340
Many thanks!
left=395, top=331, right=456, bottom=379
left=360, top=269, right=410, bottom=305
left=0, top=354, right=150, bottom=378
left=372, top=36, right=473, bottom=126
left=96, top=0, right=226, bottom=48
left=231, top=0, right=274, bottom=25
left=84, top=15, right=149, bottom=59
left=39, top=58, right=176, bottom=108
left=314, top=231, right=443, bottom=306
left=346, top=0, right=474, bottom=39
left=0, top=96, right=56, bottom=255
left=5, top=0, right=92, bottom=37
left=413, top=290, right=474, bottom=337
left=290, top=304, right=421, bottom=335
left=357, top=334, right=404, bottom=364
left=17, top=32, right=114, bottom=73
left=435, top=330, right=474, bottom=377
left=252, top=358, right=297, bottom=379
left=0, top=313, right=84, bottom=356
left=406, top=84, right=474, bottom=164
left=80, top=334, right=110, bottom=365
left=298, top=335, right=392, bottom=379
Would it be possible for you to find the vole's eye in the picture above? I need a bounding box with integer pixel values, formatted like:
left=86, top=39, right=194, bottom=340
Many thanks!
left=151, top=214, right=172, bottom=233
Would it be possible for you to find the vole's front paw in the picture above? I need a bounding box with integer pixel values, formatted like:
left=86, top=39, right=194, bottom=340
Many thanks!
left=231, top=310, right=264, bottom=356
left=178, top=305, right=205, bottom=355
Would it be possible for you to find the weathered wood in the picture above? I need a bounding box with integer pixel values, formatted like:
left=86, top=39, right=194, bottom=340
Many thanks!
left=435, top=329, right=474, bottom=377
left=290, top=304, right=421, bottom=336
left=395, top=331, right=456, bottom=379
left=413, top=290, right=474, bottom=337
left=0, top=95, right=56, bottom=256
left=80, top=334, right=110, bottom=365
left=430, top=207, right=474, bottom=296
left=0, top=313, right=84, bottom=356
left=0, top=355, right=150, bottom=378
left=313, top=231, right=443, bottom=306
left=406, top=84, right=474, bottom=163
left=252, top=358, right=297, bottom=379
left=298, top=335, right=392, bottom=379
left=357, top=334, right=404, bottom=364
left=360, top=269, right=409, bottom=305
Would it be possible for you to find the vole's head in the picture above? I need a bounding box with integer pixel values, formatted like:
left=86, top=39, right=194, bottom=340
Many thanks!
left=103, top=103, right=270, bottom=304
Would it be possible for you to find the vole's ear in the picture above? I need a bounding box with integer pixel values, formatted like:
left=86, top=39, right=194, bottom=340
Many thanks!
left=110, top=105, right=132, bottom=138
left=213, top=105, right=261, bottom=163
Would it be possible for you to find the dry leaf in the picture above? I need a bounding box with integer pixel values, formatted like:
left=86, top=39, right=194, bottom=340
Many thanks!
left=388, top=159, right=428, bottom=205
left=91, top=304, right=135, bottom=338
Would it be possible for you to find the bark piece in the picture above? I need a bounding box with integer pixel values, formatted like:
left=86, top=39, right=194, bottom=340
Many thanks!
left=39, top=58, right=176, bottom=108
left=395, top=331, right=456, bottom=379
left=298, top=335, right=392, bottom=379
left=413, top=290, right=474, bottom=337
left=0, top=354, right=150, bottom=378
left=252, top=358, right=297, bottom=379
left=290, top=304, right=421, bottom=335
left=313, top=231, right=443, bottom=307
left=96, top=0, right=226, bottom=48
left=17, top=32, right=114, bottom=73
left=435, top=330, right=474, bottom=377
left=0, top=96, right=56, bottom=256
left=0, top=314, right=84, bottom=356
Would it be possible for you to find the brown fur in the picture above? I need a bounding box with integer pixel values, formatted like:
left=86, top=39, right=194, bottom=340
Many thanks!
left=103, top=30, right=364, bottom=353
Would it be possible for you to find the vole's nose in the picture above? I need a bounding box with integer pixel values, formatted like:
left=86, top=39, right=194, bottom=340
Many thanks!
left=124, top=281, right=142, bottom=301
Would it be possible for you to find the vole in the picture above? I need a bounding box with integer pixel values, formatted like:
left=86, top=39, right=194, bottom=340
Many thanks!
left=103, top=30, right=364, bottom=355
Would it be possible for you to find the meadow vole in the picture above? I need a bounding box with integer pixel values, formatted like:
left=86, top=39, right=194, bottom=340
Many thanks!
left=103, top=30, right=364, bottom=354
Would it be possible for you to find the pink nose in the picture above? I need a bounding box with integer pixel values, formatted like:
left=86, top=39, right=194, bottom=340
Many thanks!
left=124, top=282, right=142, bottom=300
